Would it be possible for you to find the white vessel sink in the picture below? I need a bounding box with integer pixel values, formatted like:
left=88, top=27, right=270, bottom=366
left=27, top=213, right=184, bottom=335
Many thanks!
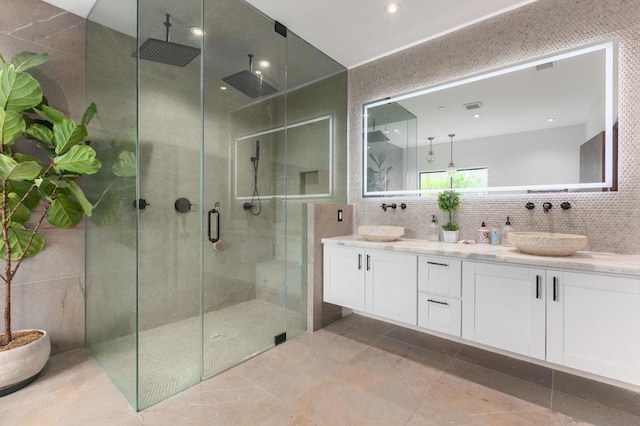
left=509, top=232, right=588, bottom=256
left=358, top=226, right=404, bottom=242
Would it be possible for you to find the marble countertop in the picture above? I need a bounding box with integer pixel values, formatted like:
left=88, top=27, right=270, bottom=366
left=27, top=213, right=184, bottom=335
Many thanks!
left=322, top=235, right=640, bottom=277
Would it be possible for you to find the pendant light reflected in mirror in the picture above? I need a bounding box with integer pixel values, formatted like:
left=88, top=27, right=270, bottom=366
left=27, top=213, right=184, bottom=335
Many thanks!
left=427, top=136, right=435, bottom=164
left=446, top=133, right=457, bottom=177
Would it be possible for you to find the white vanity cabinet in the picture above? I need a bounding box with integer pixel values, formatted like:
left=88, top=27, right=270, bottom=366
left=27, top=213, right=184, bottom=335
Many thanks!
left=546, top=271, right=640, bottom=385
left=323, top=245, right=365, bottom=311
left=323, top=245, right=418, bottom=325
left=462, top=261, right=640, bottom=385
left=322, top=236, right=640, bottom=388
left=462, top=261, right=546, bottom=360
left=417, top=256, right=462, bottom=337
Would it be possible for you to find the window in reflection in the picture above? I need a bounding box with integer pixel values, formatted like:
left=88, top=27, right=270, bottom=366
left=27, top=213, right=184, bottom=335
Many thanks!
left=419, top=167, right=489, bottom=196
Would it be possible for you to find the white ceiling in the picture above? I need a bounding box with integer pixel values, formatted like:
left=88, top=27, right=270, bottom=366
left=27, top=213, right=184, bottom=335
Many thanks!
left=44, top=0, right=537, bottom=68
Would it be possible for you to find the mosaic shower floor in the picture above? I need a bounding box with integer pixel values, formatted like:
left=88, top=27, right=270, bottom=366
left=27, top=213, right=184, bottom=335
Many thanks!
left=90, top=299, right=304, bottom=409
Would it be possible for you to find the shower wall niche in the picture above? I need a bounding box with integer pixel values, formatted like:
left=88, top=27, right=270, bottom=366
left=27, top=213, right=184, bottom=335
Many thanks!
left=85, top=0, right=346, bottom=411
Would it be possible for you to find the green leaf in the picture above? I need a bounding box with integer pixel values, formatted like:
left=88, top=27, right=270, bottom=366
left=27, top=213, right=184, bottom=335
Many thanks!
left=36, top=178, right=57, bottom=199
left=0, top=108, right=25, bottom=145
left=112, top=151, right=136, bottom=177
left=53, top=145, right=101, bottom=175
left=121, top=229, right=136, bottom=249
left=14, top=152, right=45, bottom=168
left=8, top=180, right=40, bottom=210
left=0, top=154, right=42, bottom=181
left=81, top=102, right=97, bottom=126
left=10, top=52, right=49, bottom=72
left=67, top=180, right=93, bottom=217
left=4, top=192, right=31, bottom=223
left=0, top=63, right=43, bottom=112
left=89, top=189, right=122, bottom=226
left=47, top=196, right=83, bottom=228
left=0, top=225, right=45, bottom=260
left=53, top=119, right=87, bottom=154
left=36, top=104, right=65, bottom=124
left=24, top=123, right=54, bottom=146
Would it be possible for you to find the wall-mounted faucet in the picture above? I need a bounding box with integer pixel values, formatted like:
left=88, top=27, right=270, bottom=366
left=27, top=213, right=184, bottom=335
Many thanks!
left=381, top=203, right=407, bottom=211
left=543, top=202, right=553, bottom=213
left=525, top=202, right=535, bottom=210
left=561, top=202, right=572, bottom=210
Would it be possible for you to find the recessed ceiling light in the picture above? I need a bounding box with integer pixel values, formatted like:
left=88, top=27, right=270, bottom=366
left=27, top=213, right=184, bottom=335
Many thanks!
left=438, top=106, right=446, bottom=110
left=384, top=3, right=401, bottom=14
left=547, top=117, right=555, bottom=122
left=473, top=113, right=481, bottom=118
left=258, top=60, right=271, bottom=68
left=220, top=86, right=227, bottom=91
left=190, top=26, right=203, bottom=36
left=255, top=70, right=262, bottom=75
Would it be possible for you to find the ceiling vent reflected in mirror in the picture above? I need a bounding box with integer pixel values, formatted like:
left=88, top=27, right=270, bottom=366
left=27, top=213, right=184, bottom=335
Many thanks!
left=463, top=101, right=482, bottom=111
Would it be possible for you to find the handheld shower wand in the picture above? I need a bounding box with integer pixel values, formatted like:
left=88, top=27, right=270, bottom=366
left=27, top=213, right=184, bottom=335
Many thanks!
left=251, top=140, right=260, bottom=162
left=246, top=140, right=262, bottom=215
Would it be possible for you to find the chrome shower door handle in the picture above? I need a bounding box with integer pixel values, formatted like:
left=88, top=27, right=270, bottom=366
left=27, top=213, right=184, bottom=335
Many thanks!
left=208, top=208, right=220, bottom=243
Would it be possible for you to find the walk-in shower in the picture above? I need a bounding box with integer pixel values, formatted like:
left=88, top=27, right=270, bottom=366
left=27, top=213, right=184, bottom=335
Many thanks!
left=85, top=0, right=346, bottom=411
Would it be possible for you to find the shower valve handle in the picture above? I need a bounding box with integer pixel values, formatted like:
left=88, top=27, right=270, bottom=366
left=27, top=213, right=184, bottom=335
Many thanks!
left=133, top=199, right=149, bottom=210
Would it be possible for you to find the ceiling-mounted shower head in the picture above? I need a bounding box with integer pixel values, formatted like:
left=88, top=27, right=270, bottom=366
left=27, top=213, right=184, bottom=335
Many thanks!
left=367, top=118, right=389, bottom=143
left=133, top=14, right=201, bottom=67
left=222, top=53, right=277, bottom=98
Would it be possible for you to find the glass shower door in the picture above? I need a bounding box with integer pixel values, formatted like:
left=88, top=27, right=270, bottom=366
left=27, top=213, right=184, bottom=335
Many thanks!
left=135, top=0, right=204, bottom=410
left=201, top=0, right=288, bottom=378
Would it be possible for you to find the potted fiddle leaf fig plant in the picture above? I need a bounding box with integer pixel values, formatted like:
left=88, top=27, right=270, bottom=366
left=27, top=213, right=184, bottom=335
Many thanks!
left=437, top=190, right=460, bottom=243
left=0, top=51, right=101, bottom=395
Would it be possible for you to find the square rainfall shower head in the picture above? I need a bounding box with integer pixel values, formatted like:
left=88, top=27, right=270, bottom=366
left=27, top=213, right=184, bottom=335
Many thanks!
left=222, top=70, right=277, bottom=98
left=134, top=38, right=201, bottom=67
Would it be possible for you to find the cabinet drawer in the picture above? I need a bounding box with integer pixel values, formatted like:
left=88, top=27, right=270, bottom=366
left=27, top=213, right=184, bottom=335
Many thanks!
left=418, top=293, right=461, bottom=337
left=418, top=256, right=462, bottom=297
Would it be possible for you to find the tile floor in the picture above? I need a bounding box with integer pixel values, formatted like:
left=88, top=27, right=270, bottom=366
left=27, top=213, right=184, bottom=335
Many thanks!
left=0, top=314, right=627, bottom=425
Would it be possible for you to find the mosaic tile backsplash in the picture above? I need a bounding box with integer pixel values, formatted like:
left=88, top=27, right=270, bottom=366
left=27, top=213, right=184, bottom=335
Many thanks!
left=348, top=0, right=640, bottom=255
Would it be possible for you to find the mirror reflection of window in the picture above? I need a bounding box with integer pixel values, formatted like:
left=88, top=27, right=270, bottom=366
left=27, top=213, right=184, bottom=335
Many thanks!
left=419, top=168, right=489, bottom=196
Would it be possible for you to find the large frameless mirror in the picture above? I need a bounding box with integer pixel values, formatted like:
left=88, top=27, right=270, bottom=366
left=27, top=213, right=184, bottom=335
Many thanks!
left=363, top=41, right=618, bottom=197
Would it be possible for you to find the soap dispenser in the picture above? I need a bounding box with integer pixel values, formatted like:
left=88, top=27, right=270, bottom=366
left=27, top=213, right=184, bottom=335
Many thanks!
left=477, top=222, right=489, bottom=244
left=501, top=216, right=514, bottom=247
left=428, top=215, right=440, bottom=241
left=490, top=223, right=501, bottom=245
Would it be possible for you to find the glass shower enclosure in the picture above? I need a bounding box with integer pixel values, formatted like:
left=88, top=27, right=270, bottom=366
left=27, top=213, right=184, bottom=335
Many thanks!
left=85, top=0, right=346, bottom=410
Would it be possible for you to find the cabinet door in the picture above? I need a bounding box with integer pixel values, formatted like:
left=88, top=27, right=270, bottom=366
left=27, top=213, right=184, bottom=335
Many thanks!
left=418, top=256, right=462, bottom=297
left=365, top=249, right=418, bottom=325
left=462, top=261, right=546, bottom=359
left=547, top=271, right=640, bottom=386
left=323, top=245, right=365, bottom=311
left=418, top=293, right=461, bottom=337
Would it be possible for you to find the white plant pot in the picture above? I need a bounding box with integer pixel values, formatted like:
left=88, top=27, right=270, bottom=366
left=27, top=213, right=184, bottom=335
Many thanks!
left=443, top=230, right=459, bottom=243
left=0, top=329, right=50, bottom=396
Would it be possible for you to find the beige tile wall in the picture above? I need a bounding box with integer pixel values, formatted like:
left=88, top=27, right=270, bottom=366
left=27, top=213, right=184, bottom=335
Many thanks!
left=348, top=0, right=640, bottom=255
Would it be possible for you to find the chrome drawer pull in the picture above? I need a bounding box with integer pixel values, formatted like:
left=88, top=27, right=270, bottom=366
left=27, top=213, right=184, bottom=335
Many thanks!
left=427, top=261, right=448, bottom=267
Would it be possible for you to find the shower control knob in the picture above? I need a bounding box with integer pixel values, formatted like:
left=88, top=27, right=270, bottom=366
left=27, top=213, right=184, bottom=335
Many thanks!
left=133, top=199, right=150, bottom=210
left=175, top=198, right=192, bottom=213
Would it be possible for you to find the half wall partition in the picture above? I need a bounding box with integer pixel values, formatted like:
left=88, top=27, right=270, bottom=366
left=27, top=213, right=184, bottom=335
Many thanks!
left=85, top=0, right=346, bottom=410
